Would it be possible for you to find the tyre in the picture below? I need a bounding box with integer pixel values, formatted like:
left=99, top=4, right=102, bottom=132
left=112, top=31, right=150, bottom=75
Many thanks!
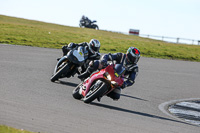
left=72, top=82, right=83, bottom=100
left=50, top=63, right=72, bottom=82
left=83, top=80, right=107, bottom=103
left=92, top=24, right=99, bottom=30
left=95, top=25, right=99, bottom=30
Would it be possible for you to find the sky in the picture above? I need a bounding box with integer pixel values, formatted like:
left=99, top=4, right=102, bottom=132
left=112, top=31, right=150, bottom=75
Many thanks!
left=1, top=0, right=200, bottom=43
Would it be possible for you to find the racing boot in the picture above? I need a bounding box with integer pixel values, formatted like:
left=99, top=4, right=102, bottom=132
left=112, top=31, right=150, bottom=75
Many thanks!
left=62, top=45, right=69, bottom=56
left=78, top=69, right=91, bottom=81
left=78, top=62, right=98, bottom=80
left=57, top=46, right=68, bottom=61
left=78, top=61, right=99, bottom=81
left=107, top=87, right=121, bottom=101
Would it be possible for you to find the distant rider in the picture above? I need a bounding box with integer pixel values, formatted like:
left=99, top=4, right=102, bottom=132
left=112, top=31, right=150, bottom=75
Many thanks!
left=80, top=15, right=91, bottom=27
left=85, top=17, right=91, bottom=26
left=61, top=39, right=101, bottom=73
left=78, top=47, right=140, bottom=100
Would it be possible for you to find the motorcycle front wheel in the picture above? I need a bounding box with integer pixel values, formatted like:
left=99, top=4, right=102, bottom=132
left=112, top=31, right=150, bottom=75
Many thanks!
left=72, top=82, right=83, bottom=100
left=83, top=80, right=107, bottom=103
left=50, top=62, right=72, bottom=82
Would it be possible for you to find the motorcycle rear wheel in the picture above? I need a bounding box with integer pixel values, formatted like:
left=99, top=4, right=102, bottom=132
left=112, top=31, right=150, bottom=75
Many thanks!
left=83, top=80, right=107, bottom=103
left=95, top=25, right=99, bottom=30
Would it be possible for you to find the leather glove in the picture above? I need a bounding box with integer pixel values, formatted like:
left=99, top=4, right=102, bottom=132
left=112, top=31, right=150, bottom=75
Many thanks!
left=100, top=60, right=107, bottom=67
left=96, top=53, right=101, bottom=60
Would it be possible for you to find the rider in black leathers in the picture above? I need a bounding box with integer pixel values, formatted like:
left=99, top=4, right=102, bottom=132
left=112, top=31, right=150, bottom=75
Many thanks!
left=78, top=47, right=140, bottom=100
left=80, top=15, right=92, bottom=27
left=61, top=39, right=101, bottom=73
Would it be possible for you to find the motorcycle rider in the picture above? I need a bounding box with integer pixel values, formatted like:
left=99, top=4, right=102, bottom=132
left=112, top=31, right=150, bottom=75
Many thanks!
left=81, top=15, right=86, bottom=20
left=85, top=17, right=91, bottom=26
left=80, top=15, right=86, bottom=25
left=80, top=15, right=91, bottom=27
left=61, top=39, right=101, bottom=73
left=78, top=47, right=140, bottom=100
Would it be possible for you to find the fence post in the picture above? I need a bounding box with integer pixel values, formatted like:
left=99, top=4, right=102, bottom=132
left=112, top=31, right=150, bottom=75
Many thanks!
left=177, top=38, right=179, bottom=44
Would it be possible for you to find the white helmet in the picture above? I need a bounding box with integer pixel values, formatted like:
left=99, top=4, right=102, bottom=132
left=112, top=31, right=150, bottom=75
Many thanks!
left=88, top=39, right=101, bottom=54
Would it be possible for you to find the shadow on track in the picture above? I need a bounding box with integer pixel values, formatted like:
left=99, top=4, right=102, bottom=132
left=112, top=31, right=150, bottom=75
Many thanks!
left=55, top=80, right=79, bottom=87
left=121, top=94, right=148, bottom=101
left=91, top=102, right=196, bottom=127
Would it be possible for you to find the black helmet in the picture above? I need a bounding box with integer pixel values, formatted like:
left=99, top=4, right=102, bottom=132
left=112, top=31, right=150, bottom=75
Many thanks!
left=82, top=15, right=85, bottom=19
left=126, top=47, right=140, bottom=64
left=88, top=39, right=101, bottom=55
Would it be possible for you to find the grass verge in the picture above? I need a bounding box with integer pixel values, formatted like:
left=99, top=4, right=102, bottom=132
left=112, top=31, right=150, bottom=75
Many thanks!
left=0, top=15, right=200, bottom=62
left=0, top=125, right=36, bottom=133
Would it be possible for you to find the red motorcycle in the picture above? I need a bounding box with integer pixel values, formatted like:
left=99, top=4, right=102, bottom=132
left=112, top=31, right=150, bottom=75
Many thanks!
left=72, top=54, right=125, bottom=103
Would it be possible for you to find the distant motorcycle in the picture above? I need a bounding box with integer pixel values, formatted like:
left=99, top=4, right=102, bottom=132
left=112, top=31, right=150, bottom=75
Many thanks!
left=51, top=46, right=90, bottom=82
left=79, top=19, right=99, bottom=30
left=72, top=54, right=125, bottom=103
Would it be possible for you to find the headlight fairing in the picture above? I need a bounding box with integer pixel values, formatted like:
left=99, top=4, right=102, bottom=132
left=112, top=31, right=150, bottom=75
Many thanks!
left=104, top=72, right=112, bottom=80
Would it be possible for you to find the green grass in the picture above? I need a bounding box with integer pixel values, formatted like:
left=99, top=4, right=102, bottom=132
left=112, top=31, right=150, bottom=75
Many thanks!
left=0, top=125, right=36, bottom=133
left=0, top=15, right=200, bottom=62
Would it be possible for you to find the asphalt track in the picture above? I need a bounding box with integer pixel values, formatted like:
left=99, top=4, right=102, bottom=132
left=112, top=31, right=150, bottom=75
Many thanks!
left=0, top=44, right=200, bottom=133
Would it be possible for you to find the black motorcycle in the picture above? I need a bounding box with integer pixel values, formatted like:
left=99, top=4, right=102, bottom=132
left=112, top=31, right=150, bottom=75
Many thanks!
left=79, top=19, right=99, bottom=30
left=51, top=46, right=90, bottom=82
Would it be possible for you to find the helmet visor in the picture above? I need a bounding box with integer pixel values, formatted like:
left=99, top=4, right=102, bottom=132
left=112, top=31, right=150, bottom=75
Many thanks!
left=92, top=46, right=100, bottom=52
